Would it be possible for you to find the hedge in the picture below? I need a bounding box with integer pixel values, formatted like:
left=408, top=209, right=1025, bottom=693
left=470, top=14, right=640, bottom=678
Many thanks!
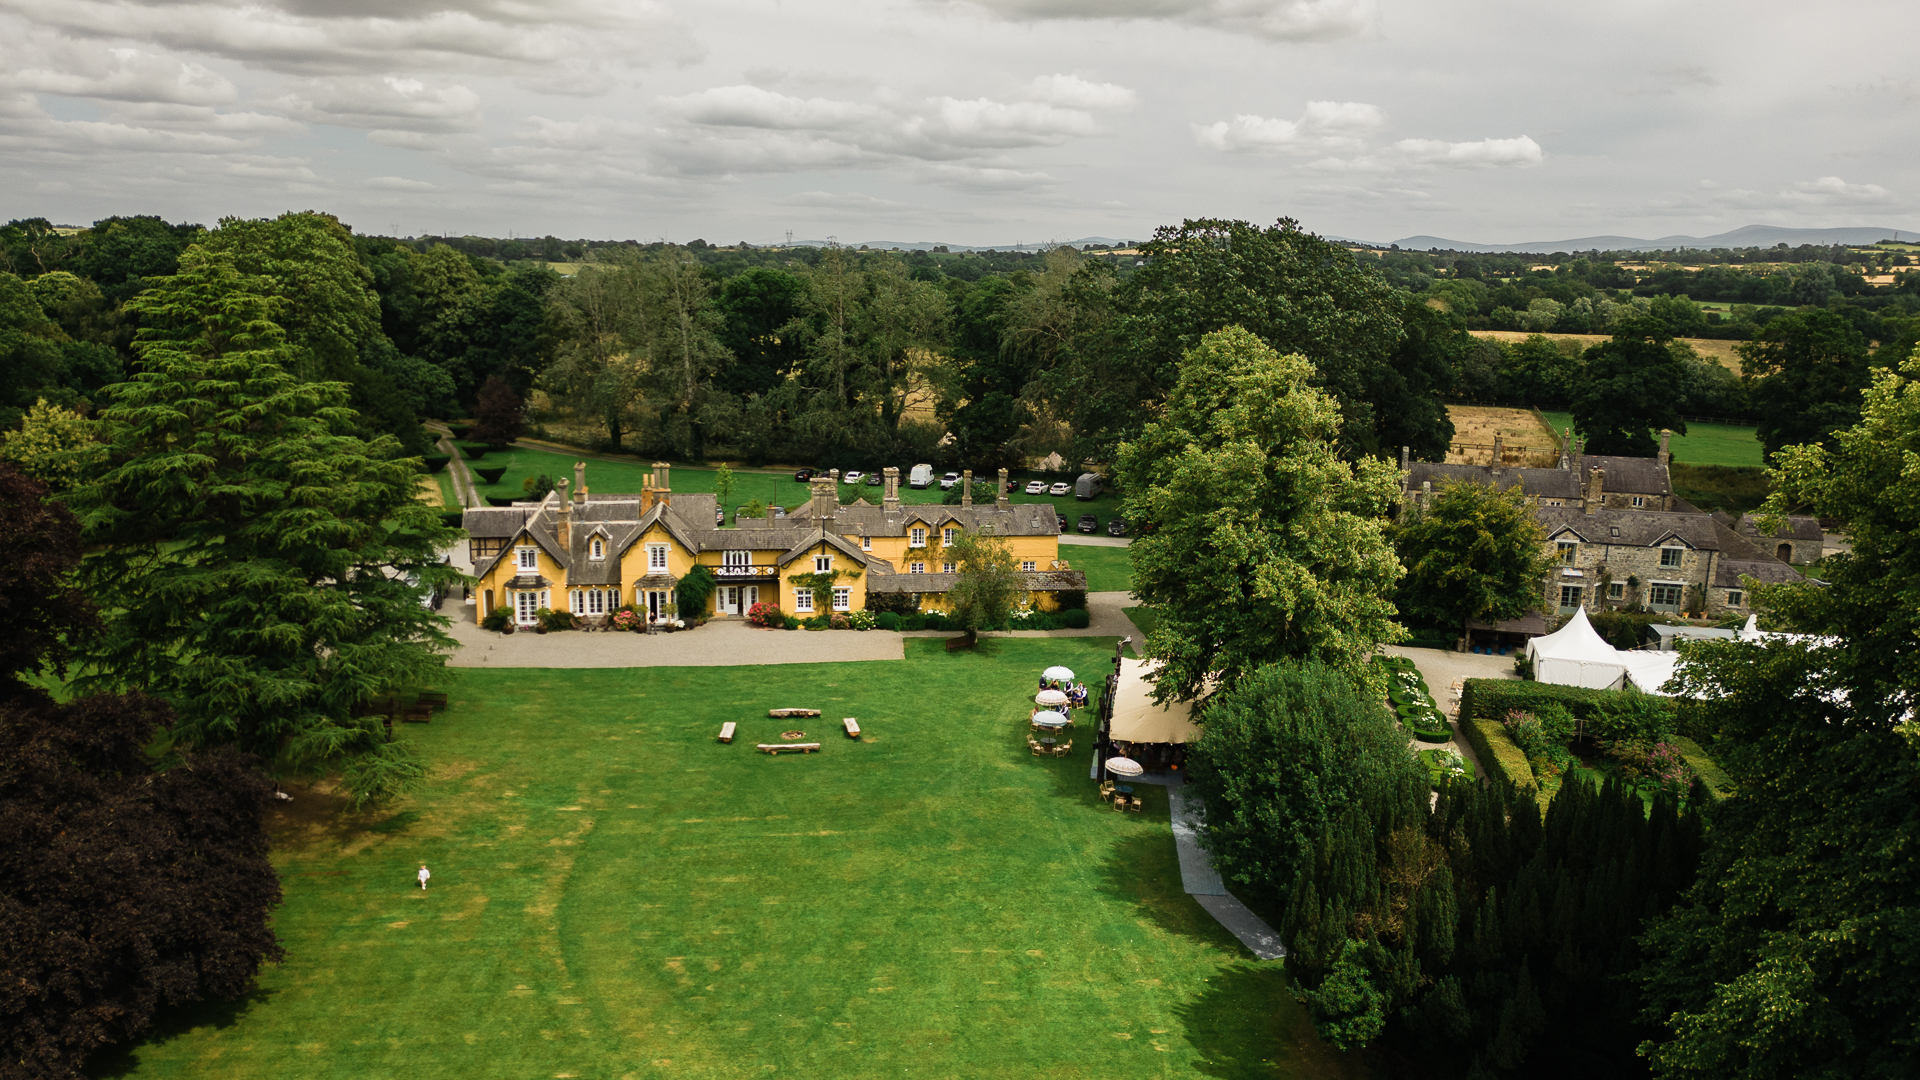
left=439, top=510, right=465, bottom=529
left=422, top=454, right=452, bottom=474
left=460, top=443, right=489, bottom=460
left=486, top=496, right=520, bottom=507
left=1457, top=679, right=1677, bottom=727
left=1671, top=735, right=1734, bottom=799
left=473, top=466, right=508, bottom=485
left=1059, top=608, right=1090, bottom=629
left=1459, top=715, right=1540, bottom=805
left=447, top=424, right=472, bottom=440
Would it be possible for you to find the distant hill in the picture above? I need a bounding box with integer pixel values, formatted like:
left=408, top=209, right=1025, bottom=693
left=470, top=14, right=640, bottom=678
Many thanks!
left=1387, top=224, right=1918, bottom=254
left=781, top=236, right=1136, bottom=252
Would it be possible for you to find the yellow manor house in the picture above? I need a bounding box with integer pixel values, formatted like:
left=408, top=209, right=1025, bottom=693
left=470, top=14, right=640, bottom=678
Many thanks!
left=463, top=463, right=1085, bottom=626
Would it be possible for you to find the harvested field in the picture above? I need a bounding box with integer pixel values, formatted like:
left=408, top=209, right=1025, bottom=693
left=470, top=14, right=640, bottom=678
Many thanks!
left=1443, top=406, right=1560, bottom=466
left=1470, top=331, right=1744, bottom=374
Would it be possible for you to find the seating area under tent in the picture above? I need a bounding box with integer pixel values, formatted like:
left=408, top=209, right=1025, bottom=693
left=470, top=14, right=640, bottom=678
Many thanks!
left=1095, top=656, right=1204, bottom=780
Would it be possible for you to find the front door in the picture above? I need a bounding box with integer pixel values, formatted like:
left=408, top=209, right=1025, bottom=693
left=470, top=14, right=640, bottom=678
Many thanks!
left=745, top=585, right=758, bottom=611
left=646, top=590, right=664, bottom=621
left=723, top=586, right=740, bottom=615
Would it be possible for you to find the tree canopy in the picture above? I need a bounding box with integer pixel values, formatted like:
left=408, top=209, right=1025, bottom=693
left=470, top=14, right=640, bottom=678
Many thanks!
left=1571, top=320, right=1691, bottom=456
left=1115, top=326, right=1404, bottom=699
left=1393, top=480, right=1551, bottom=639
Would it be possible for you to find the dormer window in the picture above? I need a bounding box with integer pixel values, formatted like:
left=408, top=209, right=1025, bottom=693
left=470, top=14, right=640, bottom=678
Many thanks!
left=910, top=527, right=927, bottom=548
left=861, top=535, right=871, bottom=551
left=1557, top=541, right=1577, bottom=565
left=516, top=546, right=537, bottom=571
left=648, top=544, right=669, bottom=571
left=590, top=537, right=605, bottom=560
left=1660, top=546, right=1684, bottom=568
left=942, top=527, right=956, bottom=545
left=814, top=555, right=832, bottom=572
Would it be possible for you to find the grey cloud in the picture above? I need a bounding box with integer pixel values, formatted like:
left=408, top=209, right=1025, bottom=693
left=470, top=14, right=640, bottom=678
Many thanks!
left=276, top=76, right=482, bottom=132
left=3, top=42, right=236, bottom=104
left=954, top=0, right=1375, bottom=42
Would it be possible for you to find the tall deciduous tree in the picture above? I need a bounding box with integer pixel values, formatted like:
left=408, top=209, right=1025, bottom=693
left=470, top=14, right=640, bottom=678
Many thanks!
left=0, top=462, right=282, bottom=1080
left=1571, top=320, right=1690, bottom=456
left=470, top=375, right=527, bottom=448
left=945, top=529, right=1023, bottom=641
left=68, top=247, right=458, bottom=803
left=1115, top=326, right=1405, bottom=699
left=1737, top=308, right=1873, bottom=461
left=1393, top=480, right=1551, bottom=642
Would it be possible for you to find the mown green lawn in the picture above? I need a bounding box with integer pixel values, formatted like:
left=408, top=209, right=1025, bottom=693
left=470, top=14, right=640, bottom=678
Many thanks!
left=462, top=445, right=1133, bottom=526
left=1062, top=543, right=1134, bottom=594
left=1539, top=411, right=1763, bottom=468
left=99, top=639, right=1357, bottom=1080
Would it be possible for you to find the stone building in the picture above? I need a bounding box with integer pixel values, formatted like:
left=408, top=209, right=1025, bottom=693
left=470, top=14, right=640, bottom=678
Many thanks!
left=1401, top=432, right=1819, bottom=620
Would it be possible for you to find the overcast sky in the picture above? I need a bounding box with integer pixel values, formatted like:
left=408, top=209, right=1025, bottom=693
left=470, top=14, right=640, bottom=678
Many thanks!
left=2, top=0, right=1914, bottom=246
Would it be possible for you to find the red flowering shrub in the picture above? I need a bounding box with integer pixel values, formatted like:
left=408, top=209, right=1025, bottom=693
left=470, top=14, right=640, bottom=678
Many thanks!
left=747, top=601, right=783, bottom=628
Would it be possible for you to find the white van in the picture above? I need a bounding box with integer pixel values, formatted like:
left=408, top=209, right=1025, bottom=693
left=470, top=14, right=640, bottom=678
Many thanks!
left=1075, top=472, right=1104, bottom=500
left=909, top=463, right=935, bottom=489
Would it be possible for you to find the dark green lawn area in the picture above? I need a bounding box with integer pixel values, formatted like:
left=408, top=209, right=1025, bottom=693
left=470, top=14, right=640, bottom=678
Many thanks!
left=1539, top=411, right=1763, bottom=468
left=102, top=639, right=1358, bottom=1080
left=1062, top=543, right=1134, bottom=594
left=464, top=445, right=1134, bottom=527
left=1123, top=606, right=1161, bottom=639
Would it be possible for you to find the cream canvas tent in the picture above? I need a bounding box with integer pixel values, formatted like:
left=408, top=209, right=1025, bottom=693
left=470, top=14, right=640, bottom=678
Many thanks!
left=1526, top=608, right=1635, bottom=689
left=1108, top=657, right=1204, bottom=744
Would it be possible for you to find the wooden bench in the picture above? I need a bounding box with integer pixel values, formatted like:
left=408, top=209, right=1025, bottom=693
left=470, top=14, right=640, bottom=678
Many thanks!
left=768, top=708, right=821, bottom=718
left=758, top=743, right=820, bottom=755
left=718, top=722, right=737, bottom=743
left=842, top=718, right=860, bottom=739
left=416, top=691, right=448, bottom=712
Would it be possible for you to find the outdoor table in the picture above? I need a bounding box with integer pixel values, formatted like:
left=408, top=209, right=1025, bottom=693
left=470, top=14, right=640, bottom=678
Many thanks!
left=1116, top=784, right=1134, bottom=795
left=1039, top=738, right=1057, bottom=746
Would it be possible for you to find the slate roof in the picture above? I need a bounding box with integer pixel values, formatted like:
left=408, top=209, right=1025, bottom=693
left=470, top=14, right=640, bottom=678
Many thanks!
left=789, top=499, right=1061, bottom=537
left=867, top=568, right=1087, bottom=594
left=1404, top=453, right=1671, bottom=501
left=1580, top=454, right=1672, bottom=496
left=1715, top=560, right=1805, bottom=588
left=1735, top=513, right=1824, bottom=544
left=1537, top=507, right=1722, bottom=549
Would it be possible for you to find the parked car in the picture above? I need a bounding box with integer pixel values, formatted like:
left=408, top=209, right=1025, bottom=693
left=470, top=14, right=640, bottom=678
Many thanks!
left=1048, top=481, right=1071, bottom=496
left=1056, top=513, right=1069, bottom=531
left=794, top=468, right=814, bottom=482
left=1006, top=480, right=1019, bottom=493
left=714, top=507, right=725, bottom=525
left=1075, top=472, right=1104, bottom=500
left=772, top=505, right=786, bottom=518
left=909, top=463, right=934, bottom=488
left=843, top=470, right=864, bottom=484
left=732, top=504, right=752, bottom=523
left=1106, top=517, right=1128, bottom=537
left=939, top=471, right=960, bottom=490
left=1024, top=479, right=1047, bottom=495
left=865, top=471, right=883, bottom=486
left=1077, top=514, right=1098, bottom=533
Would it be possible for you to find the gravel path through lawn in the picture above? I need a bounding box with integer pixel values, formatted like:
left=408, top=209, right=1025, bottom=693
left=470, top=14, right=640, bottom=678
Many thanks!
left=444, top=606, right=905, bottom=667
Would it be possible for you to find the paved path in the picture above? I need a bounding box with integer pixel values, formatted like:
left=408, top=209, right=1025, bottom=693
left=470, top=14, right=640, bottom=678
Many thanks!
left=444, top=606, right=905, bottom=668
left=1059, top=534, right=1130, bottom=549
left=1167, top=782, right=1287, bottom=960
left=1379, top=644, right=1520, bottom=778
left=897, top=590, right=1138, bottom=643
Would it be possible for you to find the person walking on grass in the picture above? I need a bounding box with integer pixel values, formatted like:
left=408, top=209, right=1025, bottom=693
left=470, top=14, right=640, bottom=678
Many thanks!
left=418, top=864, right=431, bottom=891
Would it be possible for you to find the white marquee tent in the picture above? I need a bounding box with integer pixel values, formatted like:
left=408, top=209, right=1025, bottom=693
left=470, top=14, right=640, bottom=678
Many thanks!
left=1108, top=657, right=1204, bottom=744
left=1526, top=608, right=1636, bottom=689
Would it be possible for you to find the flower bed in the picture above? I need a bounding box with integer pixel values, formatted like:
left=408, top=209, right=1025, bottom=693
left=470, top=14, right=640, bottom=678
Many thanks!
left=1372, top=655, right=1451, bottom=742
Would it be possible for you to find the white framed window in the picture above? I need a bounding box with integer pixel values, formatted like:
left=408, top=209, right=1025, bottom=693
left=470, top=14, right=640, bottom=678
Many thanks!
left=911, top=562, right=925, bottom=574
left=942, top=561, right=955, bottom=573
left=831, top=587, right=850, bottom=611
left=723, top=550, right=750, bottom=567
left=1631, top=496, right=1646, bottom=508
left=942, top=527, right=956, bottom=545
left=515, top=590, right=539, bottom=624
left=648, top=544, right=669, bottom=571
left=590, top=590, right=607, bottom=615
left=590, top=537, right=605, bottom=560
left=860, top=535, right=871, bottom=551
left=794, top=589, right=814, bottom=612
left=1557, top=541, right=1577, bottom=565
left=910, top=527, right=926, bottom=548
left=814, top=555, right=832, bottom=572
left=1727, top=590, right=1744, bottom=607
left=1021, top=560, right=1036, bottom=572
left=516, top=546, right=537, bottom=571
left=1660, top=547, right=1684, bottom=568
left=1608, top=582, right=1625, bottom=600
left=570, top=590, right=585, bottom=614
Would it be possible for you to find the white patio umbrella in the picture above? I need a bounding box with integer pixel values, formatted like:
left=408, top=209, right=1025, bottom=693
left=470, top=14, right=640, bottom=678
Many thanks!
left=1043, top=665, right=1076, bottom=682
left=1035, top=688, right=1069, bottom=707
left=1031, top=710, right=1069, bottom=728
left=1104, top=756, right=1144, bottom=777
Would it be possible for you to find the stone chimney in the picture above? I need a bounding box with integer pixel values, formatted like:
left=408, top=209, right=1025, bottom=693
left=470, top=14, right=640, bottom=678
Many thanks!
left=1584, top=465, right=1606, bottom=513
left=1492, top=434, right=1505, bottom=467
left=961, top=469, right=973, bottom=507
left=555, top=479, right=572, bottom=547
left=996, top=468, right=1009, bottom=507
left=811, top=474, right=837, bottom=523
left=574, top=460, right=587, bottom=503
left=1420, top=479, right=1432, bottom=513
left=653, top=462, right=671, bottom=504
left=882, top=466, right=901, bottom=514
left=1399, top=445, right=1409, bottom=473
left=1657, top=428, right=1672, bottom=471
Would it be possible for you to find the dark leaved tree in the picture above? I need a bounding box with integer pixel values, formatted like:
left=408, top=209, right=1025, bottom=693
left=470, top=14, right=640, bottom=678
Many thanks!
left=470, top=374, right=527, bottom=448
left=1571, top=320, right=1690, bottom=456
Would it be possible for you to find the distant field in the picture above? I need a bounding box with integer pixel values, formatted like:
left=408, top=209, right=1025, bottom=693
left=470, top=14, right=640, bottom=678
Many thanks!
left=1538, top=411, right=1763, bottom=468
left=1444, top=406, right=1559, bottom=466
left=1470, top=331, right=1743, bottom=374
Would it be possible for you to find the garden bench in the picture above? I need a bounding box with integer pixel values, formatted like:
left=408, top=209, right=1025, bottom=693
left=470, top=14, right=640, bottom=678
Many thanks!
left=416, top=691, right=448, bottom=712
left=718, top=722, right=736, bottom=743
left=401, top=705, right=431, bottom=724
left=842, top=718, right=860, bottom=739
left=758, top=743, right=820, bottom=755
left=768, top=708, right=821, bottom=718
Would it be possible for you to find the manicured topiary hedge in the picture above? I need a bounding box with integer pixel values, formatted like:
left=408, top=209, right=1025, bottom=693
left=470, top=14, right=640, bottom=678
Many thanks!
left=1456, top=679, right=1677, bottom=726
left=1671, top=735, right=1734, bottom=799
left=447, top=424, right=472, bottom=440
left=1459, top=715, right=1538, bottom=802
left=473, top=466, right=508, bottom=485
left=459, top=443, right=490, bottom=460
left=487, top=496, right=520, bottom=507
left=1059, top=608, right=1090, bottom=629
left=422, top=454, right=452, bottom=474
left=440, top=510, right=465, bottom=529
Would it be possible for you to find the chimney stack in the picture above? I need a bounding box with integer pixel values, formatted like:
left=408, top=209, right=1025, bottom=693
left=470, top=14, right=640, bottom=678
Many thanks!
left=653, top=462, right=671, bottom=504
left=1584, top=465, right=1606, bottom=513
left=1400, top=445, right=1409, bottom=472
left=556, top=479, right=572, bottom=547
left=1657, top=428, right=1672, bottom=471
left=961, top=469, right=973, bottom=507
left=996, top=468, right=1009, bottom=507
left=882, top=466, right=900, bottom=513
left=1492, top=434, right=1505, bottom=467
left=574, top=460, right=587, bottom=503
left=1420, top=479, right=1432, bottom=513
left=811, top=475, right=837, bottom=522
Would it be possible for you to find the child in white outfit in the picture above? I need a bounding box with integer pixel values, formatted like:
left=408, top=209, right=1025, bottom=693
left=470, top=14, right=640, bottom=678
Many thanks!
left=417, top=865, right=431, bottom=890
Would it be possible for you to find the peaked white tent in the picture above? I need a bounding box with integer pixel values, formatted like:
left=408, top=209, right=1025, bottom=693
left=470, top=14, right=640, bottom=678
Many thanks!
left=1527, top=608, right=1635, bottom=689
left=1621, top=651, right=1685, bottom=696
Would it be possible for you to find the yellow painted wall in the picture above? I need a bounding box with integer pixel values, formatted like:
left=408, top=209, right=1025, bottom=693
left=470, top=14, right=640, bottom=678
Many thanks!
left=779, top=542, right=870, bottom=615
